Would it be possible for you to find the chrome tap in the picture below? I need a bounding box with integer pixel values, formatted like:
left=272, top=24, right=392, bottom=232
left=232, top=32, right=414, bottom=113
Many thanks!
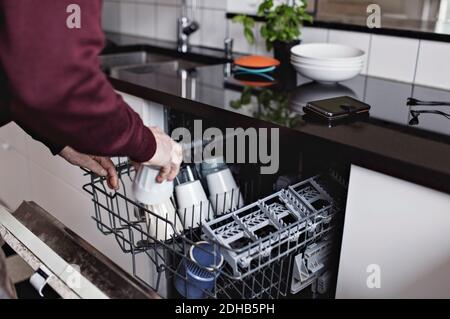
left=177, top=0, right=200, bottom=53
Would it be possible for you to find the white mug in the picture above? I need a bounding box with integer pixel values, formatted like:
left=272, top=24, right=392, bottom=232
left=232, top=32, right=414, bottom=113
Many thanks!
left=206, top=168, right=244, bottom=215
left=145, top=200, right=183, bottom=241
left=133, top=165, right=173, bottom=206
left=176, top=180, right=213, bottom=228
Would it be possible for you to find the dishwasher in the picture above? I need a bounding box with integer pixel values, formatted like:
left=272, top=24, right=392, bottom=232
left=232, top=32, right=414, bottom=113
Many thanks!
left=81, top=109, right=350, bottom=300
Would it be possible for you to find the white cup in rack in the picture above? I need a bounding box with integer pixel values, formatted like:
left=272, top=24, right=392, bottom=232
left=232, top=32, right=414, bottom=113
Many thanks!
left=133, top=165, right=183, bottom=241
left=145, top=200, right=183, bottom=241
left=176, top=180, right=213, bottom=228
left=206, top=168, right=244, bottom=215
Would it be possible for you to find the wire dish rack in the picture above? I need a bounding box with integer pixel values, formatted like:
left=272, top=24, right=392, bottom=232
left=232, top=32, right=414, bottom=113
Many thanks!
left=82, top=159, right=347, bottom=299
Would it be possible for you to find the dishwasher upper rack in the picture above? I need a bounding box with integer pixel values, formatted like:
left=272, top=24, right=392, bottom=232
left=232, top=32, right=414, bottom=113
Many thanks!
left=82, top=160, right=346, bottom=298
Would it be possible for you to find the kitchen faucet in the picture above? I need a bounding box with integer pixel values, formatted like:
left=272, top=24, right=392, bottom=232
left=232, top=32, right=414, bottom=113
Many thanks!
left=177, top=0, right=200, bottom=53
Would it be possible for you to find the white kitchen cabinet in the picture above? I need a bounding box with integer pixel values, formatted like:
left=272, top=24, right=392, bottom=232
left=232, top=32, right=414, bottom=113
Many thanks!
left=0, top=146, right=30, bottom=211
left=336, top=165, right=450, bottom=299
left=118, top=91, right=146, bottom=116
left=0, top=122, right=28, bottom=156
left=0, top=122, right=30, bottom=210
left=118, top=91, right=167, bottom=130
left=25, top=136, right=91, bottom=192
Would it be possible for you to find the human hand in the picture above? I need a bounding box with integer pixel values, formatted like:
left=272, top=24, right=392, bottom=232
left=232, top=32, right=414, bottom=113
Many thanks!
left=59, top=146, right=119, bottom=190
left=142, top=127, right=182, bottom=183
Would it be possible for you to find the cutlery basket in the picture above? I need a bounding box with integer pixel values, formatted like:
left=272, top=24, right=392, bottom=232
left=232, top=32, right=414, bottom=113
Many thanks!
left=83, top=158, right=347, bottom=299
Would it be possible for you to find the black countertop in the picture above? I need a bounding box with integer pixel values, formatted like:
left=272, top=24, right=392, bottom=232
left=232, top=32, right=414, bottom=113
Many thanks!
left=104, top=34, right=450, bottom=194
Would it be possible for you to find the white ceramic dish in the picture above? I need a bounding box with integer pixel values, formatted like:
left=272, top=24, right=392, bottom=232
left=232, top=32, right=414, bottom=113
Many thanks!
left=290, top=55, right=364, bottom=68
left=291, top=43, right=365, bottom=62
left=291, top=58, right=364, bottom=69
left=291, top=60, right=363, bottom=70
left=291, top=62, right=362, bottom=83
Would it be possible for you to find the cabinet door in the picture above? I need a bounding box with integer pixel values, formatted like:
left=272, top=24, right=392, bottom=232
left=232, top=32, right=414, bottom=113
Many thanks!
left=118, top=91, right=166, bottom=129
left=117, top=91, right=145, bottom=116
left=336, top=165, right=450, bottom=298
left=0, top=146, right=30, bottom=211
left=25, top=137, right=91, bottom=192
left=0, top=122, right=27, bottom=155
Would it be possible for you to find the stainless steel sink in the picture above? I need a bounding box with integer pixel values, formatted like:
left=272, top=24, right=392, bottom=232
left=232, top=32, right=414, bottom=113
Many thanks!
left=100, top=51, right=206, bottom=76
left=99, top=51, right=173, bottom=70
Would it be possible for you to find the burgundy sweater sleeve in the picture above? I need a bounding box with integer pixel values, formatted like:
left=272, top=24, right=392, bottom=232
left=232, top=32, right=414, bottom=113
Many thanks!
left=0, top=0, right=156, bottom=162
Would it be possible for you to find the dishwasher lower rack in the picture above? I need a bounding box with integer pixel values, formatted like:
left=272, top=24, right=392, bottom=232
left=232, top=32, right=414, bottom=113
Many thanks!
left=82, top=161, right=346, bottom=299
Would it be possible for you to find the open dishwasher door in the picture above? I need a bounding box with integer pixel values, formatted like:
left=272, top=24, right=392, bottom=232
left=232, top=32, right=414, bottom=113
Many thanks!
left=0, top=202, right=159, bottom=299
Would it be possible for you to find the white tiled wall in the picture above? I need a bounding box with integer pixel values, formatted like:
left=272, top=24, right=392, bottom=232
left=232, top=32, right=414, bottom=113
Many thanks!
left=415, top=40, right=450, bottom=90
left=368, top=35, right=420, bottom=83
left=301, top=26, right=329, bottom=44
left=102, top=0, right=450, bottom=90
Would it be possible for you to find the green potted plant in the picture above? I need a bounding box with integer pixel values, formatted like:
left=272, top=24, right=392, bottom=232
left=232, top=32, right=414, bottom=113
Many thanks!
left=233, top=0, right=313, bottom=63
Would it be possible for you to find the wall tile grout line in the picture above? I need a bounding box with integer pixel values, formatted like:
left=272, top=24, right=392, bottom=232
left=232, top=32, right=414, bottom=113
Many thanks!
left=411, top=39, right=422, bottom=90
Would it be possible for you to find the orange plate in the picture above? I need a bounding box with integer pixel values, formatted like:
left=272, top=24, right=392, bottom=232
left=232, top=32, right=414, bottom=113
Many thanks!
left=234, top=55, right=281, bottom=69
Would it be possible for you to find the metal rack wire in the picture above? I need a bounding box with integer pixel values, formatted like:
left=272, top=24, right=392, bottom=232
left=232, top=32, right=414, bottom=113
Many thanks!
left=82, top=159, right=347, bottom=299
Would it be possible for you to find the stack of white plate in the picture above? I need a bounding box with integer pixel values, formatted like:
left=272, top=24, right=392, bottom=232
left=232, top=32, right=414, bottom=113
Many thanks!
left=290, top=43, right=365, bottom=83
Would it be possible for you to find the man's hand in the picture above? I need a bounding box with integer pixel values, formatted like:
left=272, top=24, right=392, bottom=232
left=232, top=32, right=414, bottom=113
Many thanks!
left=143, top=127, right=183, bottom=183
left=59, top=146, right=119, bottom=190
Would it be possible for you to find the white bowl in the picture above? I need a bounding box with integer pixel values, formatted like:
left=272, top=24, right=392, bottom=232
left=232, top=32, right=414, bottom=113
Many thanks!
left=291, top=60, right=363, bottom=71
left=291, top=63, right=362, bottom=83
left=291, top=43, right=365, bottom=62
left=291, top=55, right=364, bottom=68
left=291, top=58, right=364, bottom=69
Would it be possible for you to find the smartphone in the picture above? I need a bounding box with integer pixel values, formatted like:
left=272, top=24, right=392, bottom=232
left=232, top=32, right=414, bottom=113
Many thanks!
left=304, top=96, right=371, bottom=121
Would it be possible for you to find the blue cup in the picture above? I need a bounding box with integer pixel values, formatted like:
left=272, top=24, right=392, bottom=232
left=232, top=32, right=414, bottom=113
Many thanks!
left=174, top=241, right=223, bottom=299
